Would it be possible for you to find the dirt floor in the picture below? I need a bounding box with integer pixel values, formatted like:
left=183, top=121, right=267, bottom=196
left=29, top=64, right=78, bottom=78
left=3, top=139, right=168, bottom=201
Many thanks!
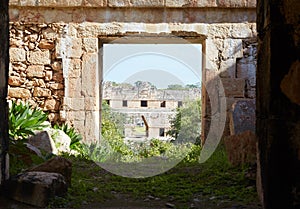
left=0, top=192, right=262, bottom=209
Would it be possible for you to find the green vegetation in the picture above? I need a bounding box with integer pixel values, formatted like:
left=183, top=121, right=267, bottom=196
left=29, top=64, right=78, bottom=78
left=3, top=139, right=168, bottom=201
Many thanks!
left=48, top=144, right=258, bottom=208
left=8, top=101, right=49, bottom=140
left=7, top=100, right=258, bottom=209
left=167, top=99, right=202, bottom=144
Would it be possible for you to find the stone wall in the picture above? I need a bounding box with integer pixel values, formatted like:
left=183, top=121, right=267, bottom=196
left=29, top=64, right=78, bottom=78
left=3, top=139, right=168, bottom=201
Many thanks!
left=9, top=23, right=64, bottom=123
left=8, top=0, right=257, bottom=142
left=256, top=0, right=300, bottom=207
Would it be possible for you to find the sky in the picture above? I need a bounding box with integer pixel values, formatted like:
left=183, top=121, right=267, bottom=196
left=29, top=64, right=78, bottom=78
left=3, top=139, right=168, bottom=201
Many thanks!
left=103, top=44, right=202, bottom=89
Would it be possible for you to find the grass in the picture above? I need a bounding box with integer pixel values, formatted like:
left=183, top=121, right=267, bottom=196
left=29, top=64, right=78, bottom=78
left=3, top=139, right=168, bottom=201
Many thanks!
left=48, top=143, right=259, bottom=208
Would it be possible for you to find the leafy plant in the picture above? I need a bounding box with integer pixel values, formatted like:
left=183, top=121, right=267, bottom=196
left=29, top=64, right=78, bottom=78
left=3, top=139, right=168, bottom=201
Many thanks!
left=167, top=99, right=202, bottom=144
left=9, top=101, right=49, bottom=140
left=53, top=123, right=83, bottom=151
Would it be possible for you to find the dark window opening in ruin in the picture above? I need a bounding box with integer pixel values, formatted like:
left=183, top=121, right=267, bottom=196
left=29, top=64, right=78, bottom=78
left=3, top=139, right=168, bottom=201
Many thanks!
left=104, top=100, right=110, bottom=106
left=159, top=128, right=165, bottom=137
left=141, top=100, right=148, bottom=107
left=160, top=101, right=166, bottom=107
left=178, top=101, right=183, bottom=107
left=122, top=100, right=128, bottom=107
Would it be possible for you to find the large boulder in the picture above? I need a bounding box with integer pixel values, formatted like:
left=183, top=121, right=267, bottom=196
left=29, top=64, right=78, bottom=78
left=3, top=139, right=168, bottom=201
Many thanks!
left=28, top=156, right=72, bottom=186
left=5, top=171, right=67, bottom=207
left=28, top=129, right=71, bottom=155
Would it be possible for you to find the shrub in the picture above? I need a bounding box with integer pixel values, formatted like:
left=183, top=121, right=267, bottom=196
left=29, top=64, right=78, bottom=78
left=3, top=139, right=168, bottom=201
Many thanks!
left=9, top=101, right=49, bottom=140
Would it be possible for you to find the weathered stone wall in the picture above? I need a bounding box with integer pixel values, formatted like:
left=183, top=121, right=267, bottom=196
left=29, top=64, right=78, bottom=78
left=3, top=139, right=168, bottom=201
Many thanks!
left=8, top=0, right=257, bottom=142
left=256, top=0, right=300, bottom=208
left=9, top=23, right=64, bottom=122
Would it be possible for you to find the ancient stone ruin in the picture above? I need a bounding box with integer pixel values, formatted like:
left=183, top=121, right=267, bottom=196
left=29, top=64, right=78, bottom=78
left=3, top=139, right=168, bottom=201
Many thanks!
left=8, top=0, right=257, bottom=144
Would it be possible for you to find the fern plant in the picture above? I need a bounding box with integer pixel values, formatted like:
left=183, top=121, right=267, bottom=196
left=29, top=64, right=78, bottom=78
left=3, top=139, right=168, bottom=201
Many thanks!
left=9, top=101, right=49, bottom=140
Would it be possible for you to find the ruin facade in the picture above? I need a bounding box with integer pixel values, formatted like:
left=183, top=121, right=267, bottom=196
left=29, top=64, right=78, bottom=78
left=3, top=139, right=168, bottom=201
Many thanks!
left=103, top=81, right=201, bottom=139
left=7, top=0, right=257, bottom=143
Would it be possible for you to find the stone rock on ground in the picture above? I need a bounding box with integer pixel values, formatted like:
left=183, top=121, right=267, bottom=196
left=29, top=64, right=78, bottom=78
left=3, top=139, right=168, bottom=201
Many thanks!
left=28, top=156, right=72, bottom=186
left=28, top=129, right=71, bottom=155
left=224, top=130, right=257, bottom=166
left=4, top=171, right=67, bottom=207
left=28, top=130, right=58, bottom=154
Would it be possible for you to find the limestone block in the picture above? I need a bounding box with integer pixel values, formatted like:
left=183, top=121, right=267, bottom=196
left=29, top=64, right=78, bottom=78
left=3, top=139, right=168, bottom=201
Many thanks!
left=108, top=0, right=164, bottom=7
left=36, top=0, right=82, bottom=7
left=67, top=111, right=86, bottom=121
left=8, top=76, right=25, bottom=86
left=50, top=129, right=71, bottom=154
left=222, top=39, right=243, bottom=60
left=83, top=38, right=98, bottom=53
left=224, top=131, right=257, bottom=166
left=45, top=71, right=53, bottom=81
left=82, top=53, right=99, bottom=97
left=130, top=0, right=164, bottom=7
left=29, top=156, right=72, bottom=186
left=231, top=24, right=253, bottom=38
left=8, top=87, right=31, bottom=99
left=72, top=120, right=85, bottom=137
left=82, top=0, right=107, bottom=7
left=229, top=99, right=256, bottom=135
left=28, top=131, right=58, bottom=154
left=53, top=72, right=64, bottom=82
left=67, top=78, right=82, bottom=97
left=53, top=90, right=64, bottom=97
left=20, top=0, right=37, bottom=6
left=33, top=87, right=51, bottom=97
left=44, top=99, right=60, bottom=111
left=219, top=58, right=236, bottom=78
left=225, top=97, right=239, bottom=111
left=221, top=78, right=245, bottom=97
left=9, top=48, right=26, bottom=62
left=10, top=38, right=24, bottom=48
left=197, top=0, right=217, bottom=7
left=48, top=113, right=60, bottom=122
left=39, top=40, right=55, bottom=50
left=9, top=0, right=19, bottom=5
left=56, top=38, right=83, bottom=59
left=84, top=111, right=100, bottom=143
left=52, top=61, right=62, bottom=71
left=26, top=65, right=45, bottom=78
left=50, top=83, right=64, bottom=90
left=42, top=28, right=58, bottom=41
left=208, top=24, right=231, bottom=39
left=85, top=97, right=99, bottom=111
left=237, top=58, right=256, bottom=87
left=217, top=0, right=256, bottom=8
left=246, top=88, right=256, bottom=99
left=165, top=0, right=217, bottom=7
left=67, top=59, right=82, bottom=78
left=9, top=9, right=20, bottom=22
left=28, top=50, right=51, bottom=65
left=5, top=171, right=67, bottom=207
left=205, top=38, right=219, bottom=70
left=63, top=97, right=85, bottom=111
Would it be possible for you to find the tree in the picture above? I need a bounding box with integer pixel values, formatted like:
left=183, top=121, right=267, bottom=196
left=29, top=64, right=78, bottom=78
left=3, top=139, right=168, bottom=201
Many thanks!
left=167, top=99, right=201, bottom=144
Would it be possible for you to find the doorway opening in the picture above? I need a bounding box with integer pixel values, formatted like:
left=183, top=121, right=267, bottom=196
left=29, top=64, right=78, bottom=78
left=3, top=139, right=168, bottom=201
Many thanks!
left=100, top=35, right=203, bottom=145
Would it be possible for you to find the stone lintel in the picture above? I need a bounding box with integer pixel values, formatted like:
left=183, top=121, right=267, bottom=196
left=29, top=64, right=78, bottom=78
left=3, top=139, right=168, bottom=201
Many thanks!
left=9, top=0, right=256, bottom=8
